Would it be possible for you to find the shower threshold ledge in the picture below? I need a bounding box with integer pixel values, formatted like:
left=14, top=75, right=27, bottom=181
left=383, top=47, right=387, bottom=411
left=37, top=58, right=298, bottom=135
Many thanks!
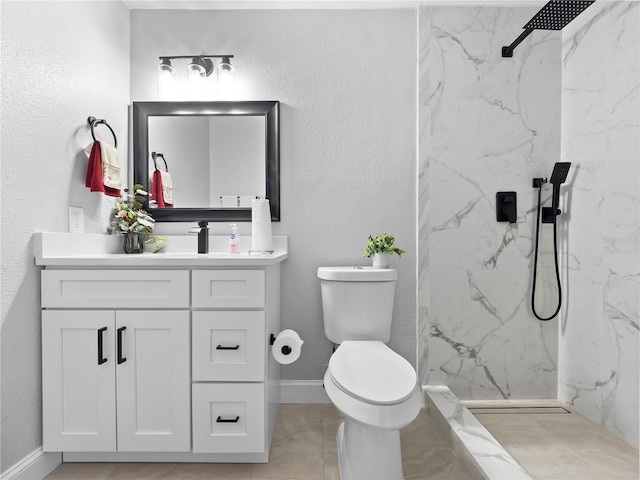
left=424, top=386, right=532, bottom=480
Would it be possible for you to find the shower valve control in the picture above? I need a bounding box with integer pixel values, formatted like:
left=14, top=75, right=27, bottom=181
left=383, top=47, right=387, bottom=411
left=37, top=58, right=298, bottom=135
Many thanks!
left=496, top=191, right=517, bottom=224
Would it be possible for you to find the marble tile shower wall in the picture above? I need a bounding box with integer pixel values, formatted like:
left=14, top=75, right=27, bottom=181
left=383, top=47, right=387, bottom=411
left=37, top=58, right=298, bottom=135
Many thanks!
left=560, top=2, right=639, bottom=448
left=417, top=6, right=562, bottom=398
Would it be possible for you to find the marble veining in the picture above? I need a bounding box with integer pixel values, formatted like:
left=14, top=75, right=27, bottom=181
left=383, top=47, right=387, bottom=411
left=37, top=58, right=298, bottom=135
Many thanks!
left=425, top=386, right=531, bottom=480
left=419, top=4, right=638, bottom=450
left=419, top=1, right=560, bottom=401
left=560, top=1, right=639, bottom=447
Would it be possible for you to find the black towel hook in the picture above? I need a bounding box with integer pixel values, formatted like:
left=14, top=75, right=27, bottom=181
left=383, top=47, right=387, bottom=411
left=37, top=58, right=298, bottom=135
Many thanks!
left=151, top=151, right=168, bottom=172
left=88, top=116, right=117, bottom=149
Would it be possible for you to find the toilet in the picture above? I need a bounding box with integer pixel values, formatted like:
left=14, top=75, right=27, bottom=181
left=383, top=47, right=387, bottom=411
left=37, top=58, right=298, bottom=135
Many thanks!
left=318, top=267, right=423, bottom=480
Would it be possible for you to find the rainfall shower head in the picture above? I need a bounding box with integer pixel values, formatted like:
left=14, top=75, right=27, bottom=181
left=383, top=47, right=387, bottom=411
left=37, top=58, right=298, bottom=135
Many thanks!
left=525, top=1, right=595, bottom=30
left=550, top=162, right=571, bottom=184
left=502, top=0, right=596, bottom=57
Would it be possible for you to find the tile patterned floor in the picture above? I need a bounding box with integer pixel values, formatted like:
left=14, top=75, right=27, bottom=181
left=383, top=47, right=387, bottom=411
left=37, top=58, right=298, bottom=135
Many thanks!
left=45, top=404, right=471, bottom=480
left=473, top=407, right=639, bottom=480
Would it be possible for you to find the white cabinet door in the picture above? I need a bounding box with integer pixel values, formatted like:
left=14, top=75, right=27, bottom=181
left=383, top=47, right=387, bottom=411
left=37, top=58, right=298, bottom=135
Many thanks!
left=42, top=310, right=116, bottom=452
left=115, top=310, right=190, bottom=452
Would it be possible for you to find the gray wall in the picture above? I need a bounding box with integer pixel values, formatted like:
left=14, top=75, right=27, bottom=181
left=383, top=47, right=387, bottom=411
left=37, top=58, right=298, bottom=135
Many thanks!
left=0, top=1, right=130, bottom=472
left=130, top=9, right=418, bottom=380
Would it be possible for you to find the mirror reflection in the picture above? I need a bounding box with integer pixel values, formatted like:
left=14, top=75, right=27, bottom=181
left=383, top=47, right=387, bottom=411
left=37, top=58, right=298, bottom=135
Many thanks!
left=132, top=101, right=280, bottom=223
left=148, top=115, right=266, bottom=208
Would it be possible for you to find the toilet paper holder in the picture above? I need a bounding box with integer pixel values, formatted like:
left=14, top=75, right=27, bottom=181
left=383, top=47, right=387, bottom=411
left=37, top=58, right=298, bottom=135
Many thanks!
left=270, top=333, right=292, bottom=355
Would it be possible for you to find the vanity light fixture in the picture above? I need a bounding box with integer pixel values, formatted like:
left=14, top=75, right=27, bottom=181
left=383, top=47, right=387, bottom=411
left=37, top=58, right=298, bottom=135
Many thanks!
left=157, top=58, right=177, bottom=96
left=158, top=55, right=235, bottom=97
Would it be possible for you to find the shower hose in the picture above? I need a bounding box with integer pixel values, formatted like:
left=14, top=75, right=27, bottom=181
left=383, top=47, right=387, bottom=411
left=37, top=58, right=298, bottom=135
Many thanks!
left=531, top=184, right=562, bottom=321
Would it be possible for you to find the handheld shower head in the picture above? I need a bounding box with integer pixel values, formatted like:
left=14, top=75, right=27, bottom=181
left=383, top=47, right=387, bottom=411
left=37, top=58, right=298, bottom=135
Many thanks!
left=550, top=162, right=571, bottom=185
left=546, top=162, right=571, bottom=223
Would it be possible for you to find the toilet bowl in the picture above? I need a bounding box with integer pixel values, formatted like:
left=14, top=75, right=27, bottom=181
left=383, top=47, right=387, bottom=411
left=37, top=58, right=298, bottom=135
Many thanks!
left=318, top=267, right=422, bottom=479
left=324, top=341, right=423, bottom=480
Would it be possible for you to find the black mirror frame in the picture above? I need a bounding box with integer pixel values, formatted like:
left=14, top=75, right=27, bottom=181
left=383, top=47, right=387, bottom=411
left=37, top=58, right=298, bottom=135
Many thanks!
left=133, top=100, right=280, bottom=222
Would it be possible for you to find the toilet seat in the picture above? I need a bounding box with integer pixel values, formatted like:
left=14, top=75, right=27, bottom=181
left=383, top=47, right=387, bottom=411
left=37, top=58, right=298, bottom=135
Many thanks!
left=328, top=341, right=417, bottom=405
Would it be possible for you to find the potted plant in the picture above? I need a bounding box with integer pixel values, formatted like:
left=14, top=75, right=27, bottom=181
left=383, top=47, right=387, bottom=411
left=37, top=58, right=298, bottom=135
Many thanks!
left=363, top=233, right=405, bottom=269
left=112, top=184, right=164, bottom=253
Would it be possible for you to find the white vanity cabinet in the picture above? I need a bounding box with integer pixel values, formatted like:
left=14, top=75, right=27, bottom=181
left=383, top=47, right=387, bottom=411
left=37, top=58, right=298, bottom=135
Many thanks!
left=36, top=233, right=286, bottom=464
left=42, top=309, right=190, bottom=453
left=41, top=270, right=191, bottom=453
left=191, top=270, right=269, bottom=453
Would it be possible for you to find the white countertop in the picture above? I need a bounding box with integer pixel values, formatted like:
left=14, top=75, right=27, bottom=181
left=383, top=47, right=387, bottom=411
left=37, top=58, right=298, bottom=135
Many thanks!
left=33, top=232, right=288, bottom=267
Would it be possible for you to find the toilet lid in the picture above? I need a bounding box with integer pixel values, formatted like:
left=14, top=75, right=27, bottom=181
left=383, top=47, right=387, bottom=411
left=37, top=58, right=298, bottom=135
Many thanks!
left=328, top=341, right=417, bottom=405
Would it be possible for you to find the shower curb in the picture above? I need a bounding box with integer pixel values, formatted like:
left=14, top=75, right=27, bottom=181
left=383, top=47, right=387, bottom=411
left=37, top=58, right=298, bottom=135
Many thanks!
left=423, top=386, right=532, bottom=480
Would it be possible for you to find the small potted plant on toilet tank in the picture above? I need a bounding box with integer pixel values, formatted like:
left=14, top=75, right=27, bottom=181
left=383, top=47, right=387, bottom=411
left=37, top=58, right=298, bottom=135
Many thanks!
left=363, top=233, right=405, bottom=269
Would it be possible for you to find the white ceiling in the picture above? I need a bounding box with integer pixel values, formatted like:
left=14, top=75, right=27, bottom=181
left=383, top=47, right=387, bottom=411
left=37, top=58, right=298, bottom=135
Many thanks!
left=122, top=0, right=541, bottom=10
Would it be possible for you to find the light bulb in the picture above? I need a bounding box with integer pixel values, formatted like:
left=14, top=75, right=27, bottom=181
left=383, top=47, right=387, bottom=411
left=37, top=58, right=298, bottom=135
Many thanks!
left=217, top=57, right=235, bottom=96
left=157, top=59, right=176, bottom=96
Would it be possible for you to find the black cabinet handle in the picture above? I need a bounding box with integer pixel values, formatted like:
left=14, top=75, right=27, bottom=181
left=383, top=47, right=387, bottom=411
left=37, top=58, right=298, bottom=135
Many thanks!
left=97, top=327, right=107, bottom=365
left=216, top=416, right=240, bottom=423
left=117, top=326, right=126, bottom=364
left=216, top=344, right=240, bottom=350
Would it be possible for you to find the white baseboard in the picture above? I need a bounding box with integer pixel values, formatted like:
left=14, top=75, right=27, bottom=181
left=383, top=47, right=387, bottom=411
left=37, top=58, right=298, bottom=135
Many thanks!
left=280, top=380, right=330, bottom=404
left=0, top=449, right=61, bottom=480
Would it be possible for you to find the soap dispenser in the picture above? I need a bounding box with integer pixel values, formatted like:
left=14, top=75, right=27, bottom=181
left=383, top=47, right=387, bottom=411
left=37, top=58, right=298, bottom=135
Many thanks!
left=229, top=224, right=241, bottom=254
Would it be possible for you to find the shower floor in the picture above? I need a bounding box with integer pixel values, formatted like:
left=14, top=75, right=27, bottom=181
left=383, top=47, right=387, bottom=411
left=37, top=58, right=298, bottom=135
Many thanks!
left=467, top=401, right=639, bottom=480
left=425, top=387, right=639, bottom=480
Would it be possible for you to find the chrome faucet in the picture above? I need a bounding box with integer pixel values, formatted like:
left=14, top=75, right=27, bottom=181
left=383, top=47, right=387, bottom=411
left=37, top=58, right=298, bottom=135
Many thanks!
left=197, top=221, right=209, bottom=254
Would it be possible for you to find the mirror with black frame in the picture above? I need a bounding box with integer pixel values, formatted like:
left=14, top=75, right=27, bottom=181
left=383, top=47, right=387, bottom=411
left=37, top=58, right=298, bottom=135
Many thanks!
left=133, top=101, right=280, bottom=222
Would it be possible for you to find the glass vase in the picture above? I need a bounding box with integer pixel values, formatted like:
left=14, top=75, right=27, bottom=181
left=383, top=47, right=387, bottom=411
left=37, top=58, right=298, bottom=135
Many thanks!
left=123, top=232, right=147, bottom=254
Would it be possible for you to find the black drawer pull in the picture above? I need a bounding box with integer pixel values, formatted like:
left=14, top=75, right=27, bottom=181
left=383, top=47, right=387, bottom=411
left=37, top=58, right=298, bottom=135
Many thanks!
left=216, top=416, right=240, bottom=423
left=117, top=326, right=127, bottom=364
left=216, top=344, right=240, bottom=350
left=97, top=327, right=107, bottom=365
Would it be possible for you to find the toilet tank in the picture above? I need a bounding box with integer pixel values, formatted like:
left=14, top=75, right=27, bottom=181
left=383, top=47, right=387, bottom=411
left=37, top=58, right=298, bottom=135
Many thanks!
left=317, top=267, right=397, bottom=344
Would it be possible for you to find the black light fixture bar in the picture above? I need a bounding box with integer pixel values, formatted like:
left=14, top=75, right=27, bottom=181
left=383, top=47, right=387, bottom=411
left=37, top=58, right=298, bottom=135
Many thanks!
left=159, top=55, right=234, bottom=60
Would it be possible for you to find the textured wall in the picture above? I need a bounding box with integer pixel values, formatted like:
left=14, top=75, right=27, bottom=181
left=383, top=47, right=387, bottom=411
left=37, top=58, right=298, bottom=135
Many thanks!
left=418, top=6, right=561, bottom=398
left=0, top=1, right=130, bottom=472
left=130, top=9, right=417, bottom=380
left=560, top=1, right=639, bottom=448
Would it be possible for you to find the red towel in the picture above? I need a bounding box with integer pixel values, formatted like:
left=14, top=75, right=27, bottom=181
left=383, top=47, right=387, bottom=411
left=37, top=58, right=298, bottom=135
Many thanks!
left=151, top=169, right=173, bottom=208
left=85, top=142, right=120, bottom=197
left=151, top=170, right=165, bottom=208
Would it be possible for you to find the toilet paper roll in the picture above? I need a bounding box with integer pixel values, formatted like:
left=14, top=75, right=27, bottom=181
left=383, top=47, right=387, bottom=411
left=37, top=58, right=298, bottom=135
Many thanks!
left=251, top=198, right=274, bottom=252
left=272, top=329, right=304, bottom=365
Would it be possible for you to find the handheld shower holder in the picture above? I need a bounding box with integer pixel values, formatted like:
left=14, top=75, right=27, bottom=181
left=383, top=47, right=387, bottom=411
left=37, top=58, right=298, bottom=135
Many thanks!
left=542, top=206, right=560, bottom=224
left=533, top=178, right=559, bottom=223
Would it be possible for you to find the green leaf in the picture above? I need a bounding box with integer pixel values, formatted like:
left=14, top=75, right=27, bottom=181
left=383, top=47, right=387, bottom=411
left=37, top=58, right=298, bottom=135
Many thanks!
left=363, top=233, right=406, bottom=257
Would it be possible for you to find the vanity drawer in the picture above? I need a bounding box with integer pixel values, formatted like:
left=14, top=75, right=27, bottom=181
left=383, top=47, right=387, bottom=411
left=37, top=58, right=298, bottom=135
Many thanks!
left=192, top=270, right=265, bottom=308
left=41, top=270, right=190, bottom=308
left=192, top=311, right=265, bottom=381
left=192, top=383, right=265, bottom=453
